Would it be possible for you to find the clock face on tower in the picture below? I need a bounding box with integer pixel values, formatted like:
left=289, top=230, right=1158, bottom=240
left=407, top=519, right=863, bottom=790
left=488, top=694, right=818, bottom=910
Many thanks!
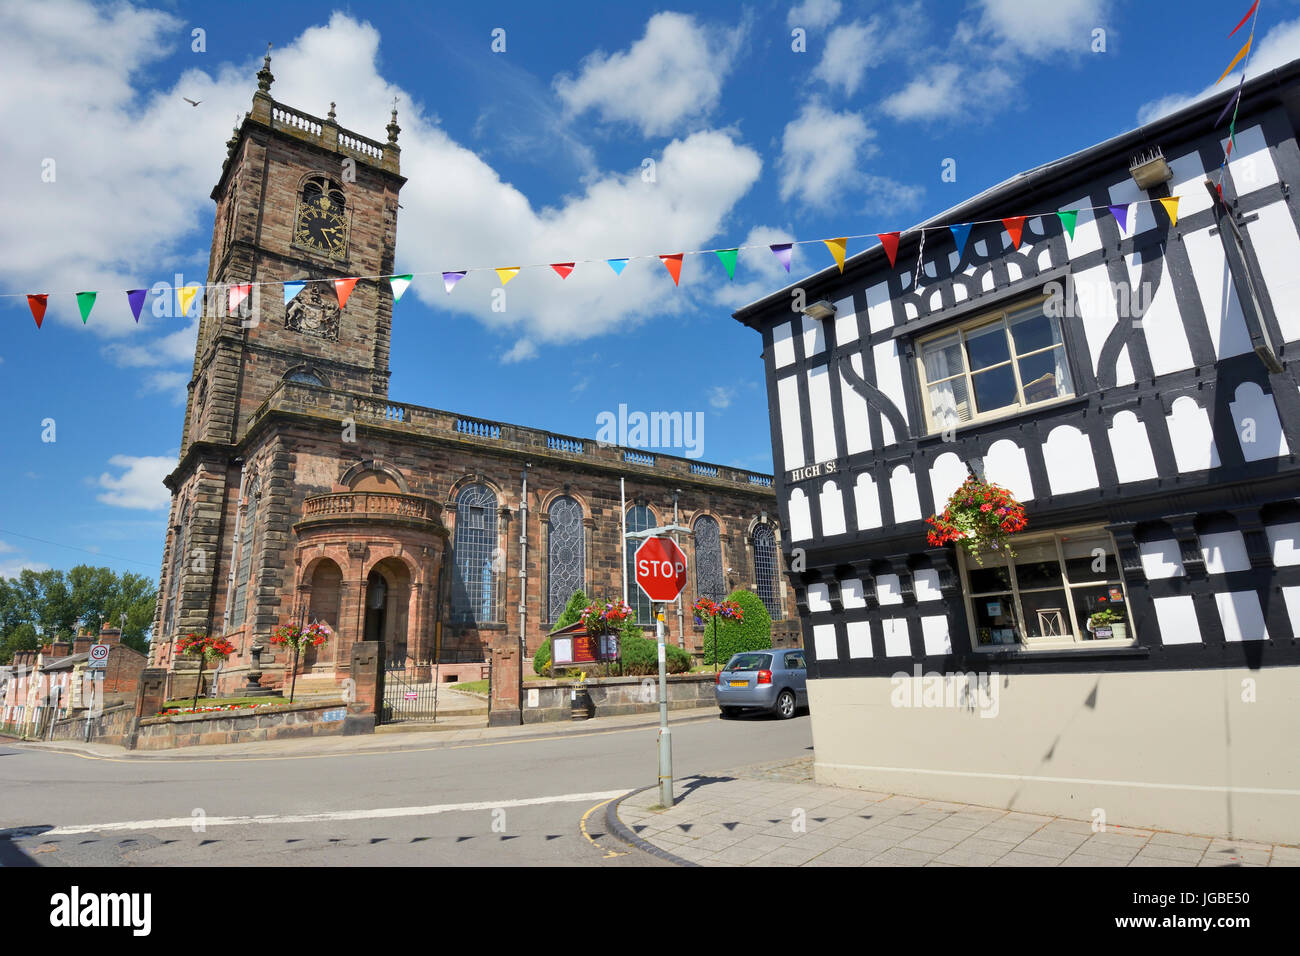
left=293, top=176, right=349, bottom=261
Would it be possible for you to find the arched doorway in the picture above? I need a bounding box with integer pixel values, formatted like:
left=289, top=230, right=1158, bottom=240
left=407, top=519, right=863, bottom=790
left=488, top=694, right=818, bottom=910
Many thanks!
left=305, top=559, right=342, bottom=671
left=364, top=558, right=412, bottom=669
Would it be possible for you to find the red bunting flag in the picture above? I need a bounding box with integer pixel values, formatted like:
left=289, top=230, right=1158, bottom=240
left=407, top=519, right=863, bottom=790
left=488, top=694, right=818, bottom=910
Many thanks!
left=551, top=263, right=575, bottom=279
left=876, top=232, right=901, bottom=267
left=1229, top=1, right=1258, bottom=38
left=334, top=278, right=358, bottom=309
left=660, top=253, right=683, bottom=286
left=1002, top=216, right=1027, bottom=249
left=227, top=284, right=251, bottom=314
left=27, top=294, right=48, bottom=329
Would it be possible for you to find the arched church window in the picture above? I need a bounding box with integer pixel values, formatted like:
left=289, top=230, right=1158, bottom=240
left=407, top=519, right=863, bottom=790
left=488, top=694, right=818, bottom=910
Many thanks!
left=450, top=484, right=500, bottom=624
left=694, top=515, right=726, bottom=610
left=547, top=496, right=585, bottom=622
left=163, top=501, right=188, bottom=637
left=753, top=524, right=781, bottom=620
left=624, top=504, right=656, bottom=625
left=229, top=476, right=261, bottom=629
left=285, top=368, right=325, bottom=386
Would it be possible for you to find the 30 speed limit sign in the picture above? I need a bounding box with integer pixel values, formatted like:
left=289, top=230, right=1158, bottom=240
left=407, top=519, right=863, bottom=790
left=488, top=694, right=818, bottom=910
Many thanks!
left=88, top=643, right=110, bottom=670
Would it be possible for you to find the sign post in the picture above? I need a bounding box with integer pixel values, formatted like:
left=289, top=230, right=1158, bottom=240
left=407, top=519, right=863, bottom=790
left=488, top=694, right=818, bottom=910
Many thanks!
left=634, top=535, right=688, bottom=808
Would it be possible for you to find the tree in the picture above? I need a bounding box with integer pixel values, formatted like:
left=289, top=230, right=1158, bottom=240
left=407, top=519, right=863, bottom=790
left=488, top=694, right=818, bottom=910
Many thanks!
left=0, top=565, right=158, bottom=663
left=702, top=589, right=772, bottom=667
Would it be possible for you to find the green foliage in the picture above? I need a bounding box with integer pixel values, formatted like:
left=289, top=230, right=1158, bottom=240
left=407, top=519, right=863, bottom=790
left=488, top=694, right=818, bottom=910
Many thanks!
left=0, top=565, right=157, bottom=663
left=534, top=589, right=588, bottom=676
left=702, top=589, right=772, bottom=667
left=615, top=626, right=691, bottom=676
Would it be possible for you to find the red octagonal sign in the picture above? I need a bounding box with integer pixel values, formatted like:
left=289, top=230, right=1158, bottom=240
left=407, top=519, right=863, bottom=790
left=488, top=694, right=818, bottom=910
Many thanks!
left=634, top=536, right=689, bottom=603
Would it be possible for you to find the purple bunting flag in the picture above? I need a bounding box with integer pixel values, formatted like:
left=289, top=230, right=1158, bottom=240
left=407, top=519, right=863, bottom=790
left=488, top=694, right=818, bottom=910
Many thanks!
left=1108, top=204, right=1131, bottom=236
left=126, top=289, right=147, bottom=323
left=769, top=243, right=793, bottom=272
left=442, top=271, right=466, bottom=293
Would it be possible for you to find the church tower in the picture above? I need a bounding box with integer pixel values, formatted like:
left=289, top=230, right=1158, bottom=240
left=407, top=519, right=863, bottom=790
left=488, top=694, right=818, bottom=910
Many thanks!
left=152, top=48, right=406, bottom=666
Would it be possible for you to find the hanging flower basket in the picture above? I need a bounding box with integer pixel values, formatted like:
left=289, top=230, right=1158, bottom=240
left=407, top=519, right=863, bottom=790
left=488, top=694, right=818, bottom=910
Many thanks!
left=579, top=600, right=632, bottom=636
left=925, top=476, right=1027, bottom=565
left=269, top=620, right=331, bottom=653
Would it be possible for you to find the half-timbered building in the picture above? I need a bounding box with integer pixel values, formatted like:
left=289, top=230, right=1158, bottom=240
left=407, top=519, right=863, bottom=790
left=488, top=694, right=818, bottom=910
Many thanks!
left=732, top=58, right=1300, bottom=843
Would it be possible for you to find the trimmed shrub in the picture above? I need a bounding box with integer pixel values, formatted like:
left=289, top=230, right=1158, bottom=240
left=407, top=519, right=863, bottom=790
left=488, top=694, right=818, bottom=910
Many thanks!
left=616, top=622, right=692, bottom=676
left=702, top=589, right=772, bottom=667
left=533, top=589, right=589, bottom=676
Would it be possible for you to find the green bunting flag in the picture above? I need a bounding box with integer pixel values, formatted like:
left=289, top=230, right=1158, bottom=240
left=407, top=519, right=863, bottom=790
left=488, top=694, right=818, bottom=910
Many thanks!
left=389, top=274, right=413, bottom=303
left=1057, top=210, right=1078, bottom=240
left=715, top=248, right=738, bottom=280
left=76, top=291, right=97, bottom=324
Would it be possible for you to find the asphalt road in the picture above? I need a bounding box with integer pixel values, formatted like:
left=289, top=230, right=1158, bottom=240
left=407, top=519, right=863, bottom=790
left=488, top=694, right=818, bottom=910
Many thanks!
left=0, top=710, right=812, bottom=866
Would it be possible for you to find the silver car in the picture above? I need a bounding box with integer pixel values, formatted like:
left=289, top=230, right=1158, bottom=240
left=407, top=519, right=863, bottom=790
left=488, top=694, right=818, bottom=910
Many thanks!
left=715, top=648, right=808, bottom=719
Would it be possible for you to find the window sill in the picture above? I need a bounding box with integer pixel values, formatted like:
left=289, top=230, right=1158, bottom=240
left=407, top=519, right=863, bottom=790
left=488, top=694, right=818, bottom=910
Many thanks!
left=966, top=642, right=1148, bottom=664
left=917, top=393, right=1090, bottom=442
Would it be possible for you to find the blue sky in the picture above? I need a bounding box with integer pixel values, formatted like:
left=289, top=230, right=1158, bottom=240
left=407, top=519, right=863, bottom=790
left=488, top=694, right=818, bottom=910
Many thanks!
left=2, top=0, right=1298, bottom=583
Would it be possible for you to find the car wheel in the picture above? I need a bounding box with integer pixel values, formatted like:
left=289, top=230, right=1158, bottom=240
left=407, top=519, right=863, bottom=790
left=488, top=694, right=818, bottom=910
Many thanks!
left=774, top=690, right=796, bottom=720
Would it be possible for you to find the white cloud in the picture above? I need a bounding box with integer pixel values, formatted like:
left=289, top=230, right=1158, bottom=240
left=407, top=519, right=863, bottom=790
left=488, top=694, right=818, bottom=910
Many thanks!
left=977, top=0, right=1110, bottom=58
left=103, top=320, right=199, bottom=368
left=710, top=225, right=802, bottom=309
left=0, top=540, right=16, bottom=553
left=1137, top=17, right=1300, bottom=125
left=881, top=63, right=1015, bottom=122
left=140, top=370, right=190, bottom=405
left=708, top=386, right=734, bottom=409
left=813, top=20, right=877, bottom=96
left=778, top=101, right=877, bottom=208
left=788, top=0, right=842, bottom=30
left=96, top=455, right=172, bottom=510
left=501, top=339, right=537, bottom=364
left=554, top=12, right=744, bottom=136
left=0, top=558, right=50, bottom=578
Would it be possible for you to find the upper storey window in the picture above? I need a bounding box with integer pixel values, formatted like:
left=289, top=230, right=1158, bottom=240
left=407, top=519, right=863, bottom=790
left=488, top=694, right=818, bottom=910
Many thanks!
left=917, top=298, right=1074, bottom=433
left=294, top=175, right=348, bottom=261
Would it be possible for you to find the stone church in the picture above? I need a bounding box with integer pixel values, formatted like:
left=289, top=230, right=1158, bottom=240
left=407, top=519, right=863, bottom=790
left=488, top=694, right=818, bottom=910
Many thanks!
left=150, top=53, right=795, bottom=703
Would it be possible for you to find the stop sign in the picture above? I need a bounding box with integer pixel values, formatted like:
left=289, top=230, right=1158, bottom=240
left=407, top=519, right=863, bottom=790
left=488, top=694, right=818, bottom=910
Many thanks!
left=634, top=536, right=689, bottom=603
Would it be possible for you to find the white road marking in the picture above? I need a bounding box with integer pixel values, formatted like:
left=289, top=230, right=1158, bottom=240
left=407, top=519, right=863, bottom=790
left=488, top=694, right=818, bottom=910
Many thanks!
left=40, top=790, right=629, bottom=836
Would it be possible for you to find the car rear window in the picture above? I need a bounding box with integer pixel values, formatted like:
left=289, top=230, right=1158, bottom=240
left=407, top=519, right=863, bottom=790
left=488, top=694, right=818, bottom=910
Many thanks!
left=727, top=653, right=772, bottom=672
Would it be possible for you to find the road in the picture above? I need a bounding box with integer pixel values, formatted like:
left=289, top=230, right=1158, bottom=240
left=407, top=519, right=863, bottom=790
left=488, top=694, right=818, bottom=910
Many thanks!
left=0, top=711, right=812, bottom=866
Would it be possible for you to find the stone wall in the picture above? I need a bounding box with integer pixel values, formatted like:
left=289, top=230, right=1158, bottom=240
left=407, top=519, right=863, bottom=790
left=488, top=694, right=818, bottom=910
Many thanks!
left=521, top=673, right=717, bottom=724
left=133, top=698, right=349, bottom=751
left=47, top=703, right=137, bottom=747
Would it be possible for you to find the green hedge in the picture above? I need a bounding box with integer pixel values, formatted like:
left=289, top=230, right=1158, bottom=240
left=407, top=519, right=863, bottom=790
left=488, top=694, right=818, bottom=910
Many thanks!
left=532, top=588, right=691, bottom=677
left=702, top=589, right=772, bottom=667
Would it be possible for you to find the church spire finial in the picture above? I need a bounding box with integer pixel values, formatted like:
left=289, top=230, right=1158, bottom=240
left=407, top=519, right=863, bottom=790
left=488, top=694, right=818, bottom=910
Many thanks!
left=256, top=42, right=274, bottom=94
left=327, top=101, right=337, bottom=122
left=387, top=96, right=401, bottom=145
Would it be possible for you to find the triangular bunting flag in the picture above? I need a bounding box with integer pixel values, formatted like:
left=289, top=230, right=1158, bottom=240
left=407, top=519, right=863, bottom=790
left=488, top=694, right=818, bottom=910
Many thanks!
left=177, top=284, right=200, bottom=317
left=948, top=224, right=972, bottom=259
left=660, top=254, right=684, bottom=286
left=715, top=249, right=738, bottom=280
left=1215, top=76, right=1244, bottom=129
left=823, top=238, right=847, bottom=273
left=284, top=280, right=306, bottom=303
left=876, top=232, right=901, bottom=267
left=27, top=294, right=47, bottom=329
left=1159, top=197, right=1180, bottom=227
left=442, top=271, right=466, bottom=293
left=388, top=274, right=413, bottom=303
left=1057, top=210, right=1078, bottom=239
left=769, top=243, right=793, bottom=272
left=1217, top=37, right=1251, bottom=85
left=1108, top=204, right=1131, bottom=236
left=127, top=289, right=147, bottom=323
left=227, top=284, right=251, bottom=314
left=1002, top=216, right=1027, bottom=249
left=495, top=267, right=520, bottom=286
left=607, top=258, right=628, bottom=275
left=1229, top=1, right=1258, bottom=38
left=550, top=263, right=575, bottom=280
left=76, top=291, right=97, bottom=324
left=334, top=277, right=359, bottom=308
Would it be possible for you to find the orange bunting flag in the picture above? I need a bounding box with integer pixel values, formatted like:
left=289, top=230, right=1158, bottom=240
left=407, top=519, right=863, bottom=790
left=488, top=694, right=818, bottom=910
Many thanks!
left=27, top=294, right=48, bottom=329
left=823, top=238, right=847, bottom=273
left=496, top=267, right=520, bottom=286
left=1159, top=197, right=1180, bottom=227
left=227, top=284, right=251, bottom=314
left=334, top=278, right=358, bottom=309
left=551, top=263, right=575, bottom=279
left=876, top=232, right=901, bottom=267
left=660, top=254, right=684, bottom=286
left=1002, top=216, right=1027, bottom=249
left=1217, top=37, right=1252, bottom=85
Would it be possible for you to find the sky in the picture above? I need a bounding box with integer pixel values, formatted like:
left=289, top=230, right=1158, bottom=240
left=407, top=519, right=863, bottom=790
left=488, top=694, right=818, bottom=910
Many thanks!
left=1, top=0, right=1298, bottom=584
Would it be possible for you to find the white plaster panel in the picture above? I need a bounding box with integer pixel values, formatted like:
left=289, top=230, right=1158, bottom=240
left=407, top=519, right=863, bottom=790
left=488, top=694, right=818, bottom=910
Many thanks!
left=772, top=321, right=795, bottom=369
left=1230, top=382, right=1290, bottom=461
left=819, top=480, right=846, bottom=536
left=921, top=615, right=952, bottom=656
left=1108, top=410, right=1159, bottom=483
left=807, top=583, right=831, bottom=613
left=881, top=618, right=912, bottom=657
left=982, top=439, right=1035, bottom=501
left=806, top=364, right=839, bottom=463
left=1223, top=124, right=1279, bottom=190
left=1153, top=594, right=1201, bottom=645
left=813, top=623, right=838, bottom=660
left=889, top=465, right=922, bottom=522
left=777, top=374, right=805, bottom=469
left=1167, top=395, right=1221, bottom=473
left=1116, top=343, right=1135, bottom=388
left=1283, top=586, right=1300, bottom=638
left=1215, top=590, right=1269, bottom=642
left=914, top=569, right=942, bottom=602
left=1183, top=227, right=1253, bottom=358
left=802, top=314, right=825, bottom=357
left=1244, top=201, right=1300, bottom=344
left=1043, top=425, right=1099, bottom=496
left=1139, top=540, right=1185, bottom=579
left=840, top=578, right=867, bottom=609
left=846, top=620, right=873, bottom=658
left=841, top=354, right=872, bottom=456
left=854, top=473, right=883, bottom=530
left=929, top=452, right=967, bottom=515
left=1266, top=522, right=1300, bottom=567
left=788, top=487, right=812, bottom=541
left=833, top=294, right=858, bottom=345
left=1200, top=531, right=1250, bottom=574
left=865, top=281, right=894, bottom=333
left=875, top=573, right=904, bottom=606
left=872, top=338, right=910, bottom=444
left=1167, top=149, right=1211, bottom=218
left=1072, top=262, right=1119, bottom=375
left=1127, top=247, right=1194, bottom=375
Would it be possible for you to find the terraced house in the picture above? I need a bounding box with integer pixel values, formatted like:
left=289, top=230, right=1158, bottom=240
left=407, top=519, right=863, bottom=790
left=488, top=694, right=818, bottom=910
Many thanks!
left=152, top=54, right=796, bottom=720
left=732, top=59, right=1300, bottom=844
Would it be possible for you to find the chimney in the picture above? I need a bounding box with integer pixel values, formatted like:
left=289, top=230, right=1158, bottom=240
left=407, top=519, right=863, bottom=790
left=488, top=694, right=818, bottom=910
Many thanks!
left=48, top=641, right=72, bottom=659
left=99, top=623, right=123, bottom=645
left=73, top=633, right=93, bottom=655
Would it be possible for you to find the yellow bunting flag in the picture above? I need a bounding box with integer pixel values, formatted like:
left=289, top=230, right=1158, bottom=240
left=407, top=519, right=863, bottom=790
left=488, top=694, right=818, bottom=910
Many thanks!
left=177, top=284, right=200, bottom=317
left=495, top=267, right=520, bottom=286
left=823, top=237, right=847, bottom=273
left=1159, top=196, right=1180, bottom=227
left=1216, top=37, right=1251, bottom=85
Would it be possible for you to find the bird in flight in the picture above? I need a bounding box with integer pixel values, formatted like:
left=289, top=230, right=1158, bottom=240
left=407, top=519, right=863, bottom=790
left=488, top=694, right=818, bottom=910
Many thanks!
left=183, top=97, right=201, bottom=107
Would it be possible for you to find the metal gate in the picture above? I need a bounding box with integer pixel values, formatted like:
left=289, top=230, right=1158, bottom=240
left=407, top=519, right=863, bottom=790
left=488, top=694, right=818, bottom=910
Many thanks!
left=380, top=664, right=439, bottom=724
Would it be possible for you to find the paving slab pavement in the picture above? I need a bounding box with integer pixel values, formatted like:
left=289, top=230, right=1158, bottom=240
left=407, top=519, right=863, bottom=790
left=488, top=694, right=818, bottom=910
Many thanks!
left=612, top=757, right=1300, bottom=868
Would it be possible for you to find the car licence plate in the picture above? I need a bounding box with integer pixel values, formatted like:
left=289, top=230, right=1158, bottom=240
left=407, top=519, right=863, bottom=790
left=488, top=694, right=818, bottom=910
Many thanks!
left=729, top=680, right=747, bottom=687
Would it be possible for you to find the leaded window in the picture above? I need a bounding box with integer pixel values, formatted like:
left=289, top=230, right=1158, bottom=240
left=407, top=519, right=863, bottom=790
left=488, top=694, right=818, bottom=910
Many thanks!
left=451, top=484, right=501, bottom=624
left=230, top=477, right=260, bottom=629
left=625, top=505, right=656, bottom=625
left=694, top=516, right=725, bottom=622
left=753, top=524, right=781, bottom=619
left=547, top=496, right=585, bottom=622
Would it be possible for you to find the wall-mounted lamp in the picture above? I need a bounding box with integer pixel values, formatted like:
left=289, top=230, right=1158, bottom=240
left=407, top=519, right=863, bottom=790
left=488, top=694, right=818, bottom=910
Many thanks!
left=1129, top=147, right=1172, bottom=190
left=965, top=458, right=986, bottom=482
left=801, top=299, right=837, bottom=321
